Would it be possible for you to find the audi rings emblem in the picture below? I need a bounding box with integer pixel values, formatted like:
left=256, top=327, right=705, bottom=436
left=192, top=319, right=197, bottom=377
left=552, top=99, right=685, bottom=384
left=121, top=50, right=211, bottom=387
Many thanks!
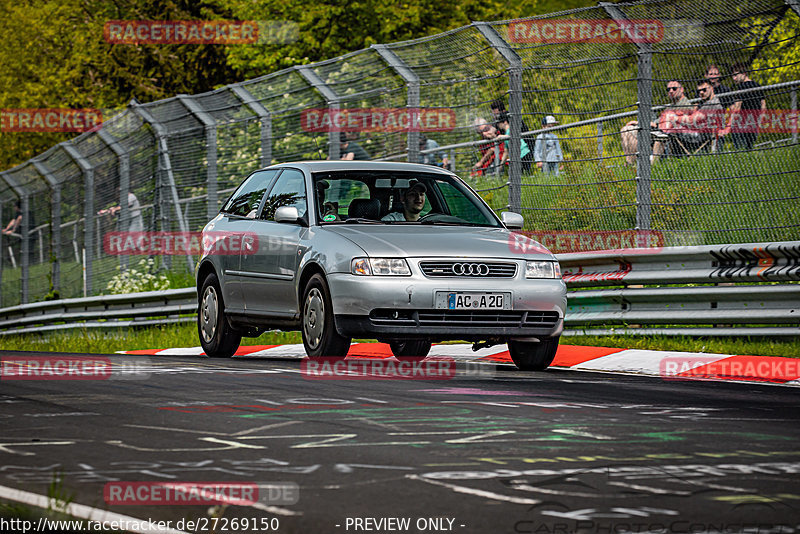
left=452, top=262, right=490, bottom=276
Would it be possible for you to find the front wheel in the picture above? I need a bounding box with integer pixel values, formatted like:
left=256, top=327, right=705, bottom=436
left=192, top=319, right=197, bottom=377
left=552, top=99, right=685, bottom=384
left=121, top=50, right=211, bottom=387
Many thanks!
left=302, top=274, right=351, bottom=359
left=198, top=273, right=241, bottom=358
left=389, top=340, right=432, bottom=361
left=508, top=336, right=560, bottom=371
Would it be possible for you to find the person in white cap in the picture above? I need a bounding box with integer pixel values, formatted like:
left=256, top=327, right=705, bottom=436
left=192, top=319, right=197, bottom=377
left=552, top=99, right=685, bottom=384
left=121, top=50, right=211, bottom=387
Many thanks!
left=381, top=180, right=428, bottom=222
left=534, top=115, right=564, bottom=175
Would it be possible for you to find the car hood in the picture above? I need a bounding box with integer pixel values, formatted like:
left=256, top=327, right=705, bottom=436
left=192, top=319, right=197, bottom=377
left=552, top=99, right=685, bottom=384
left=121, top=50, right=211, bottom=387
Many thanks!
left=323, top=225, right=554, bottom=260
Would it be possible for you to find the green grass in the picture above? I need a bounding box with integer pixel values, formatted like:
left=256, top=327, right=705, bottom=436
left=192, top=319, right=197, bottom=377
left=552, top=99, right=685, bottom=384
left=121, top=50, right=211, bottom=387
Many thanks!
left=1, top=322, right=797, bottom=359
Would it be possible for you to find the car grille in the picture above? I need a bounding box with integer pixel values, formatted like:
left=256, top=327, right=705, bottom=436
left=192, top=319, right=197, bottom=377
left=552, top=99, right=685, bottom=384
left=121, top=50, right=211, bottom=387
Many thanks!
left=419, top=261, right=517, bottom=278
left=369, top=309, right=559, bottom=328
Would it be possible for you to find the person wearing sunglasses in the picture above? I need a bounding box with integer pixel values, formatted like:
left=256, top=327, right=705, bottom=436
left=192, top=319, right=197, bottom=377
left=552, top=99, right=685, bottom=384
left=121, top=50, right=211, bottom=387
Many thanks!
left=650, top=81, right=694, bottom=161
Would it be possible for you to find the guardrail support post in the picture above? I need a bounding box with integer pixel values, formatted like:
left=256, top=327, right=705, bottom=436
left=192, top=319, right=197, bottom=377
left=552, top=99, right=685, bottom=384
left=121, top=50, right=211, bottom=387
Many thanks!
left=601, top=2, right=652, bottom=230
left=32, top=160, right=61, bottom=294
left=61, top=142, right=95, bottom=295
left=475, top=22, right=523, bottom=214
left=297, top=66, right=342, bottom=160
left=372, top=44, right=421, bottom=163
left=130, top=99, right=195, bottom=275
left=178, top=95, right=219, bottom=219
left=230, top=84, right=273, bottom=167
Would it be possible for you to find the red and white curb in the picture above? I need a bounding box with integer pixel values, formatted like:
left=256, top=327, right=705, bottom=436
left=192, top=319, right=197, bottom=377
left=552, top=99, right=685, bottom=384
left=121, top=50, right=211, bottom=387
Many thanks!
left=121, top=343, right=800, bottom=386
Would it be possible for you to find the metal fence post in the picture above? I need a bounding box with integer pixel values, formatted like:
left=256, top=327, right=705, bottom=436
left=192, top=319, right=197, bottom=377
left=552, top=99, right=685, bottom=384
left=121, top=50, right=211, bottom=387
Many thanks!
left=231, top=84, right=273, bottom=167
left=597, top=122, right=604, bottom=160
left=129, top=99, right=195, bottom=275
left=602, top=2, right=652, bottom=229
left=475, top=22, right=523, bottom=213
left=178, top=95, right=218, bottom=219
left=791, top=85, right=798, bottom=145
left=32, top=160, right=60, bottom=294
left=61, top=142, right=95, bottom=295
left=97, top=129, right=130, bottom=270
left=0, top=172, right=27, bottom=303
left=297, top=66, right=341, bottom=160
left=373, top=44, right=421, bottom=163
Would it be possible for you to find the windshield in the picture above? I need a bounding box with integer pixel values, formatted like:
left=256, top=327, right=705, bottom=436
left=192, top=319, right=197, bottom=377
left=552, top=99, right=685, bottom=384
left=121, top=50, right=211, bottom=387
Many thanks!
left=311, top=171, right=501, bottom=227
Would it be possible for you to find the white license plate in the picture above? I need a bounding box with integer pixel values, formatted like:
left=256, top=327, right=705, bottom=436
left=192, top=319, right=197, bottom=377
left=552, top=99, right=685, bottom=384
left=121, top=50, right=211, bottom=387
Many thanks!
left=435, top=292, right=510, bottom=310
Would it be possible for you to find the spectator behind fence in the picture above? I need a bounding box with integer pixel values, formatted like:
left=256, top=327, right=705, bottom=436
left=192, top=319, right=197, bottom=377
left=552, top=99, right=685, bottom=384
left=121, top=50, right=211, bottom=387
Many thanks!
left=705, top=64, right=733, bottom=109
left=490, top=98, right=534, bottom=149
left=692, top=80, right=724, bottom=150
left=339, top=132, right=370, bottom=160
left=418, top=134, right=449, bottom=168
left=661, top=80, right=724, bottom=155
left=620, top=80, right=692, bottom=165
left=533, top=115, right=563, bottom=175
left=2, top=201, right=22, bottom=236
left=719, top=63, right=766, bottom=151
left=98, top=187, right=145, bottom=232
left=496, top=112, right=534, bottom=173
left=470, top=118, right=505, bottom=176
left=705, top=64, right=733, bottom=149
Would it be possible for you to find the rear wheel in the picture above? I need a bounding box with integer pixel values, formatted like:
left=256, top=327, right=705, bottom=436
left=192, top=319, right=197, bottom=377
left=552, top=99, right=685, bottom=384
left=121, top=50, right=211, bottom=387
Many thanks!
left=198, top=273, right=241, bottom=358
left=389, top=340, right=432, bottom=361
left=508, top=336, right=560, bottom=371
left=302, top=274, right=351, bottom=359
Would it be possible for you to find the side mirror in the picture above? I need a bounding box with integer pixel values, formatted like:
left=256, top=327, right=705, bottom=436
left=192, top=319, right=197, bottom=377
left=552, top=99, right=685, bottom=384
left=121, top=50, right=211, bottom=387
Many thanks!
left=501, top=211, right=524, bottom=229
left=275, top=206, right=300, bottom=223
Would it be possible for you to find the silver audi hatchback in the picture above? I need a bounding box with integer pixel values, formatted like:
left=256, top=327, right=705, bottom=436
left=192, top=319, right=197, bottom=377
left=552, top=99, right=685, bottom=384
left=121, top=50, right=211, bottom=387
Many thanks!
left=196, top=161, right=566, bottom=370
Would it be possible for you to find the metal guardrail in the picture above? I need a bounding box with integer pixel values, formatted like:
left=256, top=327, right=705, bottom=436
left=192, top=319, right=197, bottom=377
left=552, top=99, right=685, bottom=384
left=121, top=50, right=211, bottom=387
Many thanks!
left=559, top=241, right=800, bottom=337
left=0, top=288, right=196, bottom=336
left=0, top=242, right=797, bottom=337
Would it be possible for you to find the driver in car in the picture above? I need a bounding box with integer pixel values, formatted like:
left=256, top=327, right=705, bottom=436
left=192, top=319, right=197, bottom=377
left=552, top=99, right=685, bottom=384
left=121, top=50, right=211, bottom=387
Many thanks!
left=381, top=180, right=427, bottom=222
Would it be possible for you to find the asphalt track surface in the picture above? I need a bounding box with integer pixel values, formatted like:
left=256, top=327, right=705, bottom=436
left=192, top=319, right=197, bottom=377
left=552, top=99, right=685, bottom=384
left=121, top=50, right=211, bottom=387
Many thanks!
left=2, top=350, right=800, bottom=534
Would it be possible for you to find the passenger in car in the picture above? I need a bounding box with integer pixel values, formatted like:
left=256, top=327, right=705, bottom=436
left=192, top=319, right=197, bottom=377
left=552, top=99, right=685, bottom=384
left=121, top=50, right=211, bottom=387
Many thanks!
left=380, top=180, right=427, bottom=222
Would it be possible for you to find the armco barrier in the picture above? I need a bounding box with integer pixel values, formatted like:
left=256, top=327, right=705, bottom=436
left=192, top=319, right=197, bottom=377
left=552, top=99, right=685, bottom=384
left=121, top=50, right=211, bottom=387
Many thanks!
left=559, top=240, right=800, bottom=337
left=0, top=242, right=797, bottom=337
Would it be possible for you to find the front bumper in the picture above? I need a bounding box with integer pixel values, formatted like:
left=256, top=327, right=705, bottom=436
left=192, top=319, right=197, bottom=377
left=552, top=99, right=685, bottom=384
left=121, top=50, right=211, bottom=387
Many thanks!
left=327, top=264, right=566, bottom=340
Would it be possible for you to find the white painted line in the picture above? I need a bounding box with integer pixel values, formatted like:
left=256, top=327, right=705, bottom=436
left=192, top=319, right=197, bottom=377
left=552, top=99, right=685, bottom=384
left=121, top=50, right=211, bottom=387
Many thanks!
left=242, top=344, right=308, bottom=357
left=0, top=484, right=189, bottom=534
left=428, top=344, right=507, bottom=358
left=407, top=474, right=541, bottom=505
left=153, top=347, right=206, bottom=356
left=571, top=349, right=731, bottom=376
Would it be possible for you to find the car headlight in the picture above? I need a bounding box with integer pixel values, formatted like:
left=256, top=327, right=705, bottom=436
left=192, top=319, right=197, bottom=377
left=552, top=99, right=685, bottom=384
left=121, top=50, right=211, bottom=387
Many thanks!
left=525, top=260, right=561, bottom=279
left=351, top=258, right=411, bottom=276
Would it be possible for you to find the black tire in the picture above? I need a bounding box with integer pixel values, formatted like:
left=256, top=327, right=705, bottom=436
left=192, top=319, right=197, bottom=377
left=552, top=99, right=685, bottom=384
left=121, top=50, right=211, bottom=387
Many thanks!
left=389, top=340, right=432, bottom=361
left=302, top=274, right=351, bottom=359
left=198, top=273, right=241, bottom=358
left=508, top=336, right=560, bottom=371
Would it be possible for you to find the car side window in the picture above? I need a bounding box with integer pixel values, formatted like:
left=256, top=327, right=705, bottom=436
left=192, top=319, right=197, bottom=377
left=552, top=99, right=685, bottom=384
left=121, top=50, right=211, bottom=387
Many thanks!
left=221, top=170, right=278, bottom=217
left=261, top=168, right=308, bottom=221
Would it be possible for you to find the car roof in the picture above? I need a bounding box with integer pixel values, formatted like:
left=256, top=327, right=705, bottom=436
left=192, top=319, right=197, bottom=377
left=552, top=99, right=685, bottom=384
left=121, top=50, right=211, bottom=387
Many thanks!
left=258, top=161, right=455, bottom=176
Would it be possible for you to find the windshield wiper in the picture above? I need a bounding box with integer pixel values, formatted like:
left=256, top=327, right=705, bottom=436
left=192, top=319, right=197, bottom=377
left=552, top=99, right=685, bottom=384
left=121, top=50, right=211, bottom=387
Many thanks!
left=419, top=219, right=462, bottom=226
left=342, top=217, right=383, bottom=224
